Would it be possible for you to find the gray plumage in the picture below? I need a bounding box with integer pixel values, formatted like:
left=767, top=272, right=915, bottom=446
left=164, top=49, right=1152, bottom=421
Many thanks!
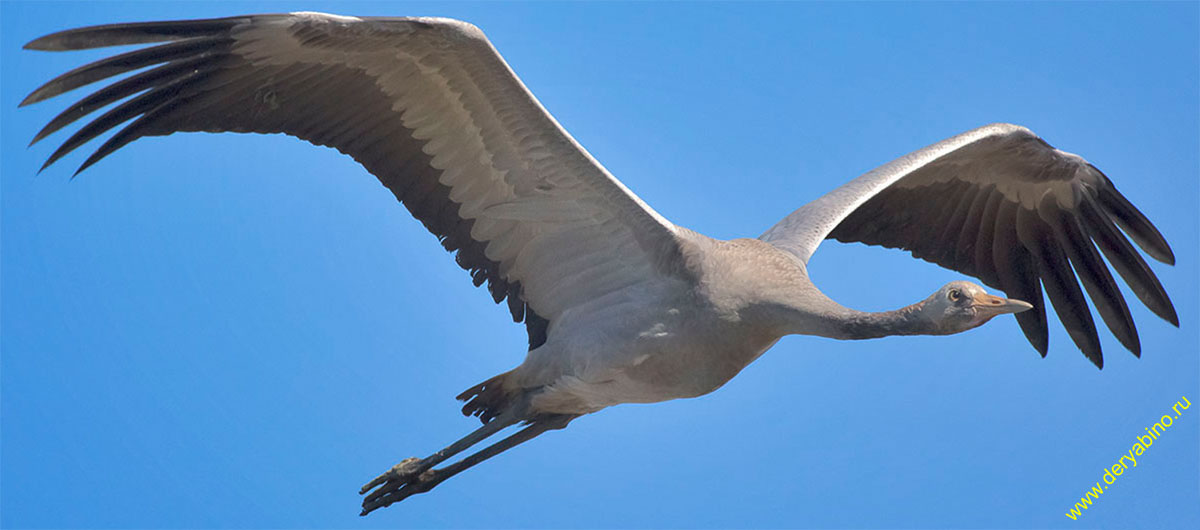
left=22, top=12, right=1177, bottom=515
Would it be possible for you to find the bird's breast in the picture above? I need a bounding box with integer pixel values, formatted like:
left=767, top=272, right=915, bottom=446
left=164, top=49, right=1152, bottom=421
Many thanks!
left=531, top=301, right=782, bottom=413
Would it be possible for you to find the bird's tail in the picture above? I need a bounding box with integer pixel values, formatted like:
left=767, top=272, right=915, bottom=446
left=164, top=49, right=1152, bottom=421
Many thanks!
left=456, top=370, right=520, bottom=425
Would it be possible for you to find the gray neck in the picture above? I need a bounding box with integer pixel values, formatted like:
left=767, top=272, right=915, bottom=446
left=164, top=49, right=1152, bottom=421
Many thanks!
left=743, top=265, right=940, bottom=341
left=836, top=301, right=936, bottom=339
left=770, top=290, right=938, bottom=340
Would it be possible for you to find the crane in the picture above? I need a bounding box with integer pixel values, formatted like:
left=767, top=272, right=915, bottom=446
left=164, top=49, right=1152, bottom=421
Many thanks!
left=21, top=12, right=1177, bottom=516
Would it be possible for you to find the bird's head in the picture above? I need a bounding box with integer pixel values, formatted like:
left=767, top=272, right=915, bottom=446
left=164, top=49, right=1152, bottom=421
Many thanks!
left=919, top=280, right=1033, bottom=334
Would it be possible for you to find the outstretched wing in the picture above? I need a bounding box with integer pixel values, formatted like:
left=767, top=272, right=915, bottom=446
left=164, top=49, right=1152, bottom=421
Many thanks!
left=760, top=123, right=1176, bottom=368
left=22, top=12, right=688, bottom=350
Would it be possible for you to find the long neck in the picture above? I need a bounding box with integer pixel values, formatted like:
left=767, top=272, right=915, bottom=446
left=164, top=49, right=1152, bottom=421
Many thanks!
left=770, top=287, right=938, bottom=340
left=744, top=260, right=939, bottom=340
left=836, top=301, right=937, bottom=339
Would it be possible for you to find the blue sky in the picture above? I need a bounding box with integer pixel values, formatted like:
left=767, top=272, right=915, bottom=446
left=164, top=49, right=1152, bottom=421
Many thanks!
left=2, top=1, right=1197, bottom=528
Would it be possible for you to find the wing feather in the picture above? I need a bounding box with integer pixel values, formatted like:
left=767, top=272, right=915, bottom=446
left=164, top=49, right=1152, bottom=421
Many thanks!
left=1016, top=197, right=1101, bottom=363
left=991, top=199, right=1050, bottom=355
left=951, top=186, right=992, bottom=275
left=1043, top=197, right=1139, bottom=355
left=1078, top=194, right=1178, bottom=326
left=761, top=123, right=1176, bottom=367
left=23, top=13, right=687, bottom=351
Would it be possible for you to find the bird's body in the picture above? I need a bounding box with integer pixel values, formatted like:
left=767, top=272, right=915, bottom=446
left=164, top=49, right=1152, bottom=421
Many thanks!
left=521, top=235, right=802, bottom=413
left=20, top=11, right=1178, bottom=515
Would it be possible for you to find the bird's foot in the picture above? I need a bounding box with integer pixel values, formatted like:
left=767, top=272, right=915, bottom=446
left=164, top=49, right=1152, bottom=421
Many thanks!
left=359, top=457, right=439, bottom=515
left=360, top=457, right=421, bottom=494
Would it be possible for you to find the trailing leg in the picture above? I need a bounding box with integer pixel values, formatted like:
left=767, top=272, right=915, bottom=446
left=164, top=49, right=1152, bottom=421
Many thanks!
left=360, top=413, right=578, bottom=515
left=358, top=393, right=530, bottom=502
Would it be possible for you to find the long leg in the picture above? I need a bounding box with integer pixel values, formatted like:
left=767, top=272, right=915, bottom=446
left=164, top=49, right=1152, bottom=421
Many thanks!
left=360, top=413, right=577, bottom=515
left=359, top=395, right=531, bottom=498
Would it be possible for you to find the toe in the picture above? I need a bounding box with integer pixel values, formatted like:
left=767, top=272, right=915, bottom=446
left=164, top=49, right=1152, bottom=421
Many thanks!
left=360, top=457, right=421, bottom=494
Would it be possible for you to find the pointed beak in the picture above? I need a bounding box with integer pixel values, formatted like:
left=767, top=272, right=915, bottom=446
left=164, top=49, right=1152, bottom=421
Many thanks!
left=972, top=293, right=1033, bottom=317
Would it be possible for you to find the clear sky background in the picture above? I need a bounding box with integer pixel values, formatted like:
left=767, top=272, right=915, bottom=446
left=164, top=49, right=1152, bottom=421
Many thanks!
left=2, top=1, right=1197, bottom=528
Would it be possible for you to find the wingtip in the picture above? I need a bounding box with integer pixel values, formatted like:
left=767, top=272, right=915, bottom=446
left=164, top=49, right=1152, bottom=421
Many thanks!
left=1084, top=346, right=1104, bottom=370
left=28, top=123, right=56, bottom=147
left=1122, top=333, right=1142, bottom=359
left=71, top=158, right=97, bottom=178
left=18, top=92, right=39, bottom=107
left=1030, top=332, right=1048, bottom=358
left=24, top=26, right=109, bottom=52
left=1144, top=225, right=1176, bottom=265
left=24, top=33, right=75, bottom=52
left=19, top=85, right=60, bottom=107
left=1157, top=297, right=1180, bottom=328
left=23, top=39, right=48, bottom=51
left=1028, top=336, right=1048, bottom=358
left=1160, top=248, right=1176, bottom=267
left=1146, top=241, right=1176, bottom=266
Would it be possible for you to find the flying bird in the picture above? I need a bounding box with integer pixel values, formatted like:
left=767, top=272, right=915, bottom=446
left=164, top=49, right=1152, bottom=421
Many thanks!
left=21, top=12, right=1177, bottom=516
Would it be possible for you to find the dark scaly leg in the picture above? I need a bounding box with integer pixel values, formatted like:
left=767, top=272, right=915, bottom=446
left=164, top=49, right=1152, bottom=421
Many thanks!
left=359, top=396, right=530, bottom=502
left=360, top=413, right=578, bottom=515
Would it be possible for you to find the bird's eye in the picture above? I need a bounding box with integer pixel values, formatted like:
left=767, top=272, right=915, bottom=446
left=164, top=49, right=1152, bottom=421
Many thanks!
left=948, top=289, right=962, bottom=302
